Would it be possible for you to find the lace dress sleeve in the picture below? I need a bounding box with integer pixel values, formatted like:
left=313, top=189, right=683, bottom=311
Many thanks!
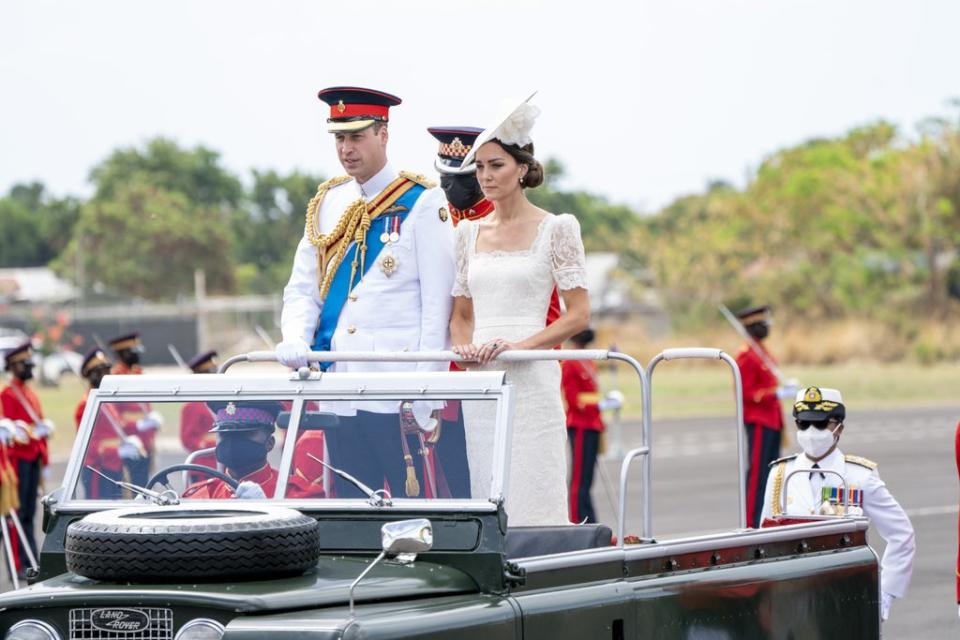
left=451, top=220, right=472, bottom=298
left=550, top=214, right=588, bottom=291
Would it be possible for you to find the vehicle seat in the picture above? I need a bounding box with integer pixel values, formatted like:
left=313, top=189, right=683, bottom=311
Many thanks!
left=504, top=524, right=613, bottom=559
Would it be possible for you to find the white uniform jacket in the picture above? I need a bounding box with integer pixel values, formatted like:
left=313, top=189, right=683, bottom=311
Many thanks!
left=760, top=447, right=915, bottom=598
left=281, top=162, right=454, bottom=413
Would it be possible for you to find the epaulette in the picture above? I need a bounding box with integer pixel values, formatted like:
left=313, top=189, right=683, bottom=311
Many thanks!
left=768, top=453, right=798, bottom=468
left=399, top=170, right=437, bottom=189
left=845, top=454, right=878, bottom=470
left=319, top=175, right=353, bottom=191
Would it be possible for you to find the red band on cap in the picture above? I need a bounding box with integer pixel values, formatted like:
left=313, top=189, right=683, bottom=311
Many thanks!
left=330, top=103, right=390, bottom=120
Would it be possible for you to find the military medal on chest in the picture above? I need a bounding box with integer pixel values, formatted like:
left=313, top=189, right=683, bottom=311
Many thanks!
left=379, top=214, right=401, bottom=277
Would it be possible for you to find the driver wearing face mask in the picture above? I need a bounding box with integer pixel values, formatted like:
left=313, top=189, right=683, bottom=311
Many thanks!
left=760, top=386, right=915, bottom=623
left=183, top=400, right=327, bottom=501
left=183, top=401, right=284, bottom=500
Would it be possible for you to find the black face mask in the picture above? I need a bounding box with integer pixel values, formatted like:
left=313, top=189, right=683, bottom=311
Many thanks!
left=14, top=363, right=34, bottom=382
left=746, top=322, right=769, bottom=341
left=88, top=367, right=108, bottom=389
left=216, top=434, right=268, bottom=475
left=440, top=174, right=485, bottom=211
left=119, top=349, right=141, bottom=367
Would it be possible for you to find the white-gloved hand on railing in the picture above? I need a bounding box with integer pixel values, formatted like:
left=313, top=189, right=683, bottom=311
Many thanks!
left=275, top=338, right=310, bottom=369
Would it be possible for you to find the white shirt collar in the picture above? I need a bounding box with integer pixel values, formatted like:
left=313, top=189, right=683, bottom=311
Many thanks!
left=796, top=447, right=844, bottom=472
left=356, top=161, right=396, bottom=201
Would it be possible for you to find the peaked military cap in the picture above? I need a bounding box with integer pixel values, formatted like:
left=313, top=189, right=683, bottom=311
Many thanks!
left=108, top=332, right=144, bottom=353
left=188, top=350, right=218, bottom=374
left=4, top=342, right=33, bottom=369
left=208, top=400, right=282, bottom=433
left=318, top=86, right=401, bottom=133
left=428, top=126, right=484, bottom=175
left=81, top=348, right=113, bottom=377
left=793, top=386, right=845, bottom=422
left=736, top=304, right=771, bottom=326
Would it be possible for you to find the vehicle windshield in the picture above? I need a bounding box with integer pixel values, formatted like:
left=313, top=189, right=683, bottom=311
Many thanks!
left=68, top=393, right=504, bottom=506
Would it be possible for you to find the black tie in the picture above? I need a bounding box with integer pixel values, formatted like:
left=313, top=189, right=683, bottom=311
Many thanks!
left=812, top=463, right=825, bottom=479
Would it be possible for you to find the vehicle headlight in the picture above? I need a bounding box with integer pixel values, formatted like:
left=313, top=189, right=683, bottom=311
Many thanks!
left=4, top=620, right=61, bottom=640
left=174, top=618, right=225, bottom=640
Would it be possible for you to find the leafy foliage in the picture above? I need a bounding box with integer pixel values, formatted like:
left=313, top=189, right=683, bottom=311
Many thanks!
left=642, top=113, right=960, bottom=327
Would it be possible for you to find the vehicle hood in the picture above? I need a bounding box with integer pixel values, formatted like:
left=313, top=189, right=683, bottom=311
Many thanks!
left=0, top=556, right=479, bottom=613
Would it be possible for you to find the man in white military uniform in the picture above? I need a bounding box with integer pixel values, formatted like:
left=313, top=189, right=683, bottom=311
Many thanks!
left=760, top=386, right=915, bottom=623
left=277, top=86, right=454, bottom=498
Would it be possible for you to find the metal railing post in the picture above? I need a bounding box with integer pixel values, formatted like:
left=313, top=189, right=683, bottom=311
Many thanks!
left=647, top=348, right=747, bottom=531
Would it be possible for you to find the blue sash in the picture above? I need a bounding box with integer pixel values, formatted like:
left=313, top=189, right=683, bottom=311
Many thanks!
left=312, top=183, right=426, bottom=368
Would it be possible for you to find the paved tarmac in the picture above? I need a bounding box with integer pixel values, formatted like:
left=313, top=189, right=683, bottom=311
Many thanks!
left=2, top=404, right=957, bottom=637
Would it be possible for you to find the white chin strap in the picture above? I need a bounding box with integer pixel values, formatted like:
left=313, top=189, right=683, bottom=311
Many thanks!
left=434, top=157, right=476, bottom=176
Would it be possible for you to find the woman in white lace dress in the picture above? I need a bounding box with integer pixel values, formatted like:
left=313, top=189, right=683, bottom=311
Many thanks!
left=449, top=97, right=590, bottom=526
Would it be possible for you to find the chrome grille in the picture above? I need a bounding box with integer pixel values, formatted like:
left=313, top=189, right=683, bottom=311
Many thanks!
left=69, top=607, right=173, bottom=640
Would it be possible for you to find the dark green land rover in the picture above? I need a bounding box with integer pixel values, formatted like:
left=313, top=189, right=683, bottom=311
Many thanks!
left=0, top=349, right=879, bottom=639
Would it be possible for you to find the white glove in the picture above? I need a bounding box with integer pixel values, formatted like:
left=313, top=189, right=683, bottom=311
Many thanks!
left=136, top=411, right=163, bottom=433
left=599, top=390, right=624, bottom=411
left=118, top=438, right=144, bottom=461
left=34, top=419, right=55, bottom=439
left=12, top=420, right=31, bottom=444
left=235, top=481, right=267, bottom=500
left=42, top=466, right=52, bottom=481
left=776, top=385, right=799, bottom=400
left=276, top=339, right=310, bottom=369
left=410, top=401, right=439, bottom=433
left=0, top=419, right=14, bottom=445
left=880, top=591, right=894, bottom=621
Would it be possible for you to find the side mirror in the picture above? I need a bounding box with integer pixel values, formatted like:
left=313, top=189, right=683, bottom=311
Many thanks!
left=349, top=519, right=434, bottom=617
left=381, top=518, right=433, bottom=558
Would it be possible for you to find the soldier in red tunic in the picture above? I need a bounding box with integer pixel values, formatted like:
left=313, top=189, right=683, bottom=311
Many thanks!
left=180, top=351, right=219, bottom=476
left=108, top=333, right=162, bottom=485
left=561, top=329, right=611, bottom=523
left=0, top=413, right=22, bottom=575
left=75, top=348, right=137, bottom=499
left=734, top=305, right=791, bottom=528
left=428, top=126, right=562, bottom=498
left=1, top=343, right=51, bottom=568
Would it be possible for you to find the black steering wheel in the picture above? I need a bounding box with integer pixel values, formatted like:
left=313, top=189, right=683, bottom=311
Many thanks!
left=147, top=464, right=240, bottom=491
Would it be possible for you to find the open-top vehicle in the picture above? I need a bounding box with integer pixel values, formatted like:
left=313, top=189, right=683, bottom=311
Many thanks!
left=0, top=348, right=880, bottom=639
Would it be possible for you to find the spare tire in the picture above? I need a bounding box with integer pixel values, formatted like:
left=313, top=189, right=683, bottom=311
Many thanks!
left=65, top=505, right=320, bottom=582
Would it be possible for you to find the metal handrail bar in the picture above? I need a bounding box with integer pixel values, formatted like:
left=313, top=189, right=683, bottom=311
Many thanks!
left=646, top=348, right=746, bottom=532
left=781, top=468, right=850, bottom=515
left=219, top=349, right=613, bottom=373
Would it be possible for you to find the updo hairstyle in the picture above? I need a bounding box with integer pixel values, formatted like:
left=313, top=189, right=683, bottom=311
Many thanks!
left=494, top=140, right=545, bottom=189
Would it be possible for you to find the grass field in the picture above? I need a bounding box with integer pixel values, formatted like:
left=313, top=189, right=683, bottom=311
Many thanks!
left=23, top=361, right=960, bottom=461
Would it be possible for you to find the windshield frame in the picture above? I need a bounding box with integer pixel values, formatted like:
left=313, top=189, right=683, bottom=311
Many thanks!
left=61, top=370, right=514, bottom=513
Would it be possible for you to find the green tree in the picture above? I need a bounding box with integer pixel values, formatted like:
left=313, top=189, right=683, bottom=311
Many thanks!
left=0, top=182, right=80, bottom=267
left=55, top=180, right=234, bottom=298
left=89, top=138, right=243, bottom=208
left=233, top=169, right=326, bottom=294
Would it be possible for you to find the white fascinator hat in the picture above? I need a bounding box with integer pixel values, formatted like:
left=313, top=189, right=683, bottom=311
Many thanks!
left=460, top=91, right=540, bottom=170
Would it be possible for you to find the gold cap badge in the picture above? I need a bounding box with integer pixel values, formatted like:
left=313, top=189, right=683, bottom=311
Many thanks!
left=337, top=100, right=346, bottom=114
left=803, top=387, right=822, bottom=402
left=439, top=207, right=449, bottom=222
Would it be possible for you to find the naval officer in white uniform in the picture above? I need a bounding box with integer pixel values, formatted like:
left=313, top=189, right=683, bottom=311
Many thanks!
left=277, top=86, right=454, bottom=498
left=760, top=386, right=915, bottom=623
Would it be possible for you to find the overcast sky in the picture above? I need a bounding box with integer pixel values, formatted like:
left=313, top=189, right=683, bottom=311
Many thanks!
left=2, top=0, right=958, bottom=212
